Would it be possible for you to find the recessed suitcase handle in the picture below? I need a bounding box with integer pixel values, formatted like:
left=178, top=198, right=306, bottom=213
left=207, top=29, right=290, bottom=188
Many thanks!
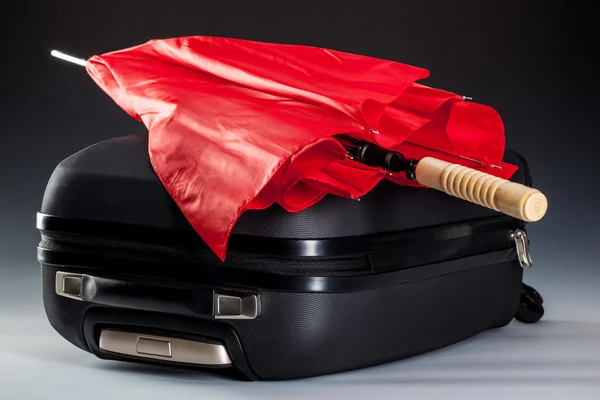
left=55, top=271, right=258, bottom=319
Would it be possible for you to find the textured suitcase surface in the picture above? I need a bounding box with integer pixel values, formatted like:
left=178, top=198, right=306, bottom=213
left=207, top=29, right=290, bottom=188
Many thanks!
left=37, top=134, right=533, bottom=380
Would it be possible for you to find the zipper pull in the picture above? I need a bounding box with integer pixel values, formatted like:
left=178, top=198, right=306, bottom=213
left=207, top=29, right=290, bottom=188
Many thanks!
left=511, top=229, right=533, bottom=268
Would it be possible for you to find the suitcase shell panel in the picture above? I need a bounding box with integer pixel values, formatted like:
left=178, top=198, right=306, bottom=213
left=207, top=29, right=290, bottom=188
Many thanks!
left=40, top=134, right=530, bottom=241
left=41, top=253, right=522, bottom=380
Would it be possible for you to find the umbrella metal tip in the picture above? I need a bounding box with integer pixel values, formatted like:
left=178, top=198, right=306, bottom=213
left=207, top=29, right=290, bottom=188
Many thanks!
left=50, top=50, right=88, bottom=67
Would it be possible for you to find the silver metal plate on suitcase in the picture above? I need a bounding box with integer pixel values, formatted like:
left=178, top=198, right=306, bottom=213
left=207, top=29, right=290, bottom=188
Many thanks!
left=98, top=330, right=232, bottom=366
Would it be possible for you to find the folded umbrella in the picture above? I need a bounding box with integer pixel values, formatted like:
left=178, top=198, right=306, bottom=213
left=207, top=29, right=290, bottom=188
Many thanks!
left=52, top=36, right=546, bottom=260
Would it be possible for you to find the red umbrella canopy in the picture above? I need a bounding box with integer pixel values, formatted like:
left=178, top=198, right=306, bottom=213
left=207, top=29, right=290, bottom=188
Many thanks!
left=86, top=36, right=518, bottom=260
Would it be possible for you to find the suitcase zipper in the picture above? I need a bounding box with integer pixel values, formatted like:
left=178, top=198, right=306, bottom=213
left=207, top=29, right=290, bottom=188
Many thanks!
left=38, top=212, right=526, bottom=276
left=511, top=229, right=532, bottom=268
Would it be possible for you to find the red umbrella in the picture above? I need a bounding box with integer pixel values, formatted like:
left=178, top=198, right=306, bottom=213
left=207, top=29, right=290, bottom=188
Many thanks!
left=54, top=36, right=546, bottom=260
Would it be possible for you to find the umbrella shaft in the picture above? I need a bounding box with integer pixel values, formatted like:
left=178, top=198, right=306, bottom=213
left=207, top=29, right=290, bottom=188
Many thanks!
left=336, top=135, right=417, bottom=179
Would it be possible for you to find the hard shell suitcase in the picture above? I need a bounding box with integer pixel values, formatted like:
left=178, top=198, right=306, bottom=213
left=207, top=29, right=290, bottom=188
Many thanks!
left=37, top=133, right=542, bottom=380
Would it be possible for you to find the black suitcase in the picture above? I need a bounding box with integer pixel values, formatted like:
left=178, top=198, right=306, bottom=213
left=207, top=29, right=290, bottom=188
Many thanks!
left=37, top=133, right=542, bottom=380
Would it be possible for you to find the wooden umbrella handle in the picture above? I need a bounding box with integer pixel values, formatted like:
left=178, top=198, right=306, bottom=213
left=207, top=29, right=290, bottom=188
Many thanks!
left=415, top=157, right=548, bottom=222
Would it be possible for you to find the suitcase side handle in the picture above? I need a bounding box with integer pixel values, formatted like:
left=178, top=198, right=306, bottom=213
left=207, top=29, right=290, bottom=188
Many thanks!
left=54, top=271, right=258, bottom=319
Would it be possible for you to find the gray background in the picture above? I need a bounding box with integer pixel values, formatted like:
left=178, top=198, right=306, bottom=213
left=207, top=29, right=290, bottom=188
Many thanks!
left=1, top=1, right=599, bottom=398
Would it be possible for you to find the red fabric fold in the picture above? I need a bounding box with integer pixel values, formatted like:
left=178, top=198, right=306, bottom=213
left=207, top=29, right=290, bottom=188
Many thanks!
left=86, top=36, right=516, bottom=260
